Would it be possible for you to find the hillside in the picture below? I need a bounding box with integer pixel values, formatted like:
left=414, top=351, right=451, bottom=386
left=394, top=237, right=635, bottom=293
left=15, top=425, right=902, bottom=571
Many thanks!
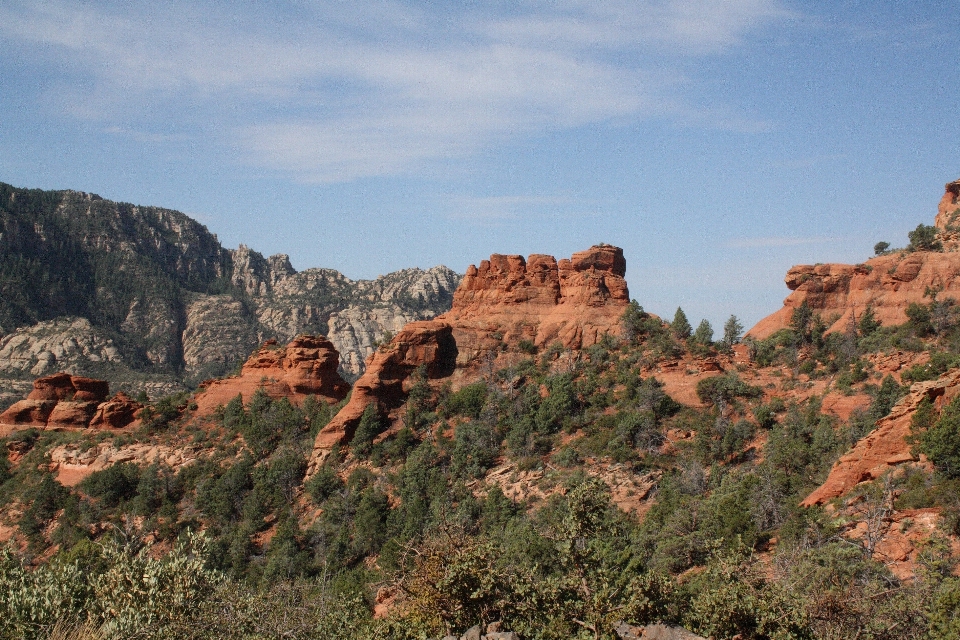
left=0, top=182, right=460, bottom=406
left=0, top=181, right=959, bottom=639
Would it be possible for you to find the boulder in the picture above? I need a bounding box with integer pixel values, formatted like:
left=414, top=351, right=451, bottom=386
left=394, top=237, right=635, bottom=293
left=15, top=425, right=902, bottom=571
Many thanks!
left=46, top=401, right=100, bottom=428
left=0, top=399, right=56, bottom=426
left=90, top=392, right=143, bottom=429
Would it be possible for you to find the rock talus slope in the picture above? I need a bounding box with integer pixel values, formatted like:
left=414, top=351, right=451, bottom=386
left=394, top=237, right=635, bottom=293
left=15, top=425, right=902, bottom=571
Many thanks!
left=750, top=179, right=960, bottom=339
left=310, top=245, right=629, bottom=463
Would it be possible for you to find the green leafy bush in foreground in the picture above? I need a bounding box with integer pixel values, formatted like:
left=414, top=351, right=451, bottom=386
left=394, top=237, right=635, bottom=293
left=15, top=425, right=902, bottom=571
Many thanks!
left=0, top=531, right=220, bottom=639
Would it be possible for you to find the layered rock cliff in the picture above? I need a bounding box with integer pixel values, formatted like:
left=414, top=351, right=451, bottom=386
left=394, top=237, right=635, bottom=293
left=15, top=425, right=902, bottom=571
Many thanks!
left=0, top=182, right=459, bottom=396
left=310, top=245, right=629, bottom=460
left=749, top=179, right=960, bottom=339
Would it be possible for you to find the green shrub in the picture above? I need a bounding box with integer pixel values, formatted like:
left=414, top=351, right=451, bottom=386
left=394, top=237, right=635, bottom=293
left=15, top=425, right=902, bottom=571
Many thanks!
left=915, top=394, right=960, bottom=479
left=351, top=404, right=384, bottom=458
left=517, top=339, right=537, bottom=354
left=443, top=382, right=488, bottom=419
left=0, top=531, right=221, bottom=638
left=306, top=466, right=345, bottom=504
left=696, top=373, right=763, bottom=407
left=908, top=223, right=942, bottom=252
left=82, top=462, right=141, bottom=508
left=19, top=473, right=72, bottom=539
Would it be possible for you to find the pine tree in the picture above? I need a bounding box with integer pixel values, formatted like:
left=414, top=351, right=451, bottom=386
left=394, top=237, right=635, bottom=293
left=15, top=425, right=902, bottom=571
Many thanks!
left=672, top=307, right=692, bottom=339
left=692, top=319, right=714, bottom=345
left=722, top=315, right=743, bottom=346
left=858, top=306, right=881, bottom=335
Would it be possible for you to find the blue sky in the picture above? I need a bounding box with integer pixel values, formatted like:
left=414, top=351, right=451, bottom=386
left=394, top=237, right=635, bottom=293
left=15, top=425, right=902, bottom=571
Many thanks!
left=1, top=1, right=958, bottom=331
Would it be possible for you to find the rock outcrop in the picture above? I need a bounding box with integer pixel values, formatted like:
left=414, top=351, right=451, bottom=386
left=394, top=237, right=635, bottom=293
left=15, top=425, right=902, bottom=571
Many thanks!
left=310, top=245, right=629, bottom=463
left=801, top=369, right=960, bottom=506
left=313, top=322, right=457, bottom=450
left=90, top=392, right=145, bottom=429
left=934, top=178, right=960, bottom=235
left=190, top=335, right=350, bottom=420
left=0, top=372, right=141, bottom=430
left=446, top=246, right=629, bottom=363
left=0, top=318, right=123, bottom=378
left=750, top=179, right=960, bottom=339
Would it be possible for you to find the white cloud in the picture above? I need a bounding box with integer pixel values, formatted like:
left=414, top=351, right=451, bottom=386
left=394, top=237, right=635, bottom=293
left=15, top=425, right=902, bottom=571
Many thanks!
left=0, top=0, right=791, bottom=182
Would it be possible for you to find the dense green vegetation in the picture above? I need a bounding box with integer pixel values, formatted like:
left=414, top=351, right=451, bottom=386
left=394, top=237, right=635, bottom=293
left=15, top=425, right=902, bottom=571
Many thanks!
left=0, top=295, right=958, bottom=639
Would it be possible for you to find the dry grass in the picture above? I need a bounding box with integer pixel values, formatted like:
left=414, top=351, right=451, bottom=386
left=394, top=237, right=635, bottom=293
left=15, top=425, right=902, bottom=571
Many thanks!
left=44, top=619, right=103, bottom=640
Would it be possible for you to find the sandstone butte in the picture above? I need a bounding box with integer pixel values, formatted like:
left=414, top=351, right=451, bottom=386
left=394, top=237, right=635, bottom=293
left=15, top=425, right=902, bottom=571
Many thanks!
left=801, top=368, right=960, bottom=507
left=0, top=372, right=143, bottom=431
left=749, top=178, right=960, bottom=339
left=190, top=334, right=350, bottom=419
left=308, top=245, right=630, bottom=468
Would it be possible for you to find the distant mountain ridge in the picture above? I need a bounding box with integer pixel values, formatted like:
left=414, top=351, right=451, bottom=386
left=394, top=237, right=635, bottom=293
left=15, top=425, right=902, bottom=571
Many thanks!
left=0, top=182, right=460, bottom=402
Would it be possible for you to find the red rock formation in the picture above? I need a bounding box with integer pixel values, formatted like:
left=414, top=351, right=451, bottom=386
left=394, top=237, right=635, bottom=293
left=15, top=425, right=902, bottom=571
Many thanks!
left=90, top=392, right=143, bottom=429
left=0, top=373, right=112, bottom=429
left=801, top=369, right=960, bottom=506
left=309, top=245, right=629, bottom=464
left=191, top=335, right=349, bottom=419
left=749, top=179, right=960, bottom=339
left=934, top=178, right=960, bottom=230
left=313, top=322, right=456, bottom=450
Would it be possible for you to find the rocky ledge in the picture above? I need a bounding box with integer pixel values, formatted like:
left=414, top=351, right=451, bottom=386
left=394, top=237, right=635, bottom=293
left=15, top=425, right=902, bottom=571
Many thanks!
left=750, top=179, right=960, bottom=339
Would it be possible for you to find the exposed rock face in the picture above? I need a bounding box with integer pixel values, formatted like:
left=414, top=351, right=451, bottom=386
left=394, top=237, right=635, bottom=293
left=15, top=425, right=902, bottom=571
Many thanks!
left=934, top=178, right=960, bottom=233
left=0, top=318, right=122, bottom=377
left=190, top=335, right=350, bottom=420
left=49, top=440, right=200, bottom=487
left=182, top=294, right=260, bottom=378
left=0, top=181, right=460, bottom=390
left=446, top=246, right=629, bottom=363
left=749, top=179, right=960, bottom=339
left=801, top=369, right=960, bottom=506
left=310, top=245, right=629, bottom=463
left=90, top=392, right=144, bottom=429
left=314, top=322, right=457, bottom=450
left=0, top=372, right=141, bottom=430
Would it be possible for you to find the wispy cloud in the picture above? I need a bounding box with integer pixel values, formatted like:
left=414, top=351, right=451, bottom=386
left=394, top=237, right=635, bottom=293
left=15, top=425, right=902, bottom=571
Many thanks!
left=445, top=194, right=590, bottom=221
left=725, top=236, right=840, bottom=249
left=0, top=0, right=791, bottom=182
